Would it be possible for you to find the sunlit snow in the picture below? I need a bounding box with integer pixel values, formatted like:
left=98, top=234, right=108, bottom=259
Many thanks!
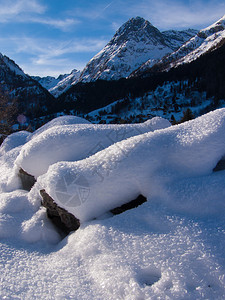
left=0, top=111, right=225, bottom=299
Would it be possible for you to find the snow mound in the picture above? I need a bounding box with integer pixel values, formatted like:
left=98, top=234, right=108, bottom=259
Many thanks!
left=36, top=108, right=225, bottom=222
left=0, top=110, right=225, bottom=299
left=15, top=117, right=170, bottom=178
left=31, top=115, right=91, bottom=139
left=0, top=131, right=31, bottom=155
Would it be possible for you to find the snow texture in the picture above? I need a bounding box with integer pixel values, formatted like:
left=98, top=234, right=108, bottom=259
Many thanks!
left=37, top=108, right=225, bottom=222
left=0, top=110, right=225, bottom=299
left=30, top=115, right=91, bottom=139
left=15, top=116, right=170, bottom=178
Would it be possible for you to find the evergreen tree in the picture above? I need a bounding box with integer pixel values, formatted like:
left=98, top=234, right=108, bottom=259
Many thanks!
left=179, top=108, right=195, bottom=123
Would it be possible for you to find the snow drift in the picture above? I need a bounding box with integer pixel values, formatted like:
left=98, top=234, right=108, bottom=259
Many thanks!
left=15, top=116, right=170, bottom=178
left=36, top=108, right=225, bottom=223
left=0, top=111, right=225, bottom=299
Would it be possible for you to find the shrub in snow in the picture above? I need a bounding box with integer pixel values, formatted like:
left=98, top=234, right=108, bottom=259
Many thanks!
left=15, top=117, right=170, bottom=178
left=35, top=108, right=225, bottom=225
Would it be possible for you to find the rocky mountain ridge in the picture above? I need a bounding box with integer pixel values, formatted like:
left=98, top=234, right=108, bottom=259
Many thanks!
left=132, top=15, right=225, bottom=76
left=32, top=69, right=81, bottom=97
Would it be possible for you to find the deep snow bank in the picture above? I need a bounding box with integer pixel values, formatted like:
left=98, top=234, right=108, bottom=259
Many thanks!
left=0, top=112, right=225, bottom=299
left=0, top=131, right=31, bottom=155
left=15, top=116, right=170, bottom=178
left=36, top=108, right=225, bottom=222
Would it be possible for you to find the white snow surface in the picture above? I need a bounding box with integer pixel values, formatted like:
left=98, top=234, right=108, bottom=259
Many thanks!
left=15, top=116, right=170, bottom=178
left=0, top=131, right=31, bottom=155
left=37, top=108, right=225, bottom=222
left=0, top=110, right=225, bottom=299
left=30, top=115, right=91, bottom=139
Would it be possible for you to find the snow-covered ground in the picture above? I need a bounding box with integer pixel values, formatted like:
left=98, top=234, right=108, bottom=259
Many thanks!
left=0, top=111, right=225, bottom=299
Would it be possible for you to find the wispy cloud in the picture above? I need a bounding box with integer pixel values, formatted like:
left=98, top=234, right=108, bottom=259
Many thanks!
left=0, top=0, right=46, bottom=19
left=26, top=17, right=79, bottom=31
left=0, top=36, right=108, bottom=76
left=11, top=36, right=107, bottom=57
left=0, top=0, right=78, bottom=31
left=124, top=0, right=225, bottom=29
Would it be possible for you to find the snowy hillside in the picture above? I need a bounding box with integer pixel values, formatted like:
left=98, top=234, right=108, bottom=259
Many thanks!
left=162, top=29, right=198, bottom=50
left=86, top=80, right=216, bottom=124
left=0, top=110, right=225, bottom=298
left=131, top=15, right=225, bottom=77
left=170, top=14, right=225, bottom=68
left=33, top=69, right=81, bottom=97
left=79, top=17, right=197, bottom=82
left=138, top=14, right=225, bottom=75
left=0, top=53, right=28, bottom=78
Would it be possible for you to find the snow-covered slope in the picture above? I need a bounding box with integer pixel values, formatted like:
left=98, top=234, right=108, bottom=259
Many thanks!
left=33, top=69, right=81, bottom=97
left=132, top=15, right=225, bottom=76
left=0, top=110, right=225, bottom=299
left=79, top=17, right=196, bottom=82
left=0, top=53, right=28, bottom=78
left=142, top=15, right=225, bottom=74
left=162, top=28, right=198, bottom=50
left=170, top=14, right=225, bottom=68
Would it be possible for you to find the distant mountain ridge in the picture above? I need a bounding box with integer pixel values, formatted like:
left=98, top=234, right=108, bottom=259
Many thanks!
left=133, top=15, right=225, bottom=76
left=32, top=69, right=80, bottom=97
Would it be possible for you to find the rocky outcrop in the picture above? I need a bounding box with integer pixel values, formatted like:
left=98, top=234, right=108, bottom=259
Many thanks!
left=18, top=168, right=36, bottom=191
left=213, top=157, right=225, bottom=172
left=40, top=188, right=147, bottom=234
left=40, top=189, right=80, bottom=234
left=110, top=194, right=147, bottom=215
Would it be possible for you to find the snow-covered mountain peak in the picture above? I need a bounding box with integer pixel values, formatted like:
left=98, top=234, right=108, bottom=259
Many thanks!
left=114, top=16, right=167, bottom=46
left=79, top=17, right=173, bottom=82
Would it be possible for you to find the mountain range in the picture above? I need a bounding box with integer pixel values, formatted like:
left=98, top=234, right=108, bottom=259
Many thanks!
left=0, top=15, right=225, bottom=126
left=34, top=17, right=198, bottom=96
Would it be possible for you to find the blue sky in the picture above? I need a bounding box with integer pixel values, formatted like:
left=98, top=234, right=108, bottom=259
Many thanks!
left=0, top=0, right=224, bottom=77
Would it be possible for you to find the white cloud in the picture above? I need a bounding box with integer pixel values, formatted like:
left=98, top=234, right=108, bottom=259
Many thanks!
left=28, top=17, right=79, bottom=31
left=10, top=36, right=107, bottom=57
left=0, top=0, right=46, bottom=19
left=124, top=0, right=225, bottom=29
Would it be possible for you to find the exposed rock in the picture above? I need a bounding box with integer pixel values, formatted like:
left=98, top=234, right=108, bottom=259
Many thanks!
left=110, top=194, right=147, bottom=215
left=18, top=168, right=36, bottom=191
left=40, top=189, right=80, bottom=234
left=213, top=158, right=225, bottom=172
